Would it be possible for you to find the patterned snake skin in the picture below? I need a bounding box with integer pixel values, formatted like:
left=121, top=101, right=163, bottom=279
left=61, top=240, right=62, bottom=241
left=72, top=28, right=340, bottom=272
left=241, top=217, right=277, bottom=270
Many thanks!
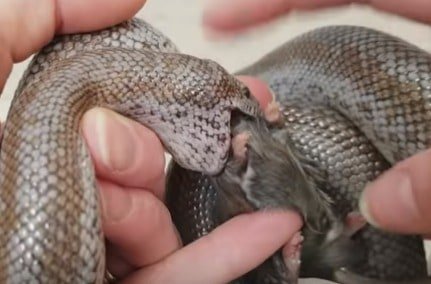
left=0, top=17, right=429, bottom=283
left=166, top=25, right=431, bottom=282
left=0, top=19, right=259, bottom=283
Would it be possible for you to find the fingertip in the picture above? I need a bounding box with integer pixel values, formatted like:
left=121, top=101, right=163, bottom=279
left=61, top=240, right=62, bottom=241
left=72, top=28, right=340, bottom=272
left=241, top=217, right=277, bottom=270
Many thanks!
left=99, top=180, right=133, bottom=226
left=359, top=150, right=431, bottom=234
left=202, top=0, right=291, bottom=32
left=125, top=210, right=302, bottom=284
left=82, top=108, right=165, bottom=196
left=56, top=0, right=146, bottom=33
left=0, top=0, right=57, bottom=62
left=360, top=171, right=419, bottom=233
left=199, top=210, right=303, bottom=274
left=237, top=75, right=273, bottom=109
left=358, top=188, right=379, bottom=228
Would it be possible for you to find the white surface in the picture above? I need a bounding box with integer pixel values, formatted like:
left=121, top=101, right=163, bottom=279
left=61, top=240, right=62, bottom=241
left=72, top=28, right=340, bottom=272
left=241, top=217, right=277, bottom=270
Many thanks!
left=1, top=0, right=431, bottom=282
left=3, top=1, right=431, bottom=112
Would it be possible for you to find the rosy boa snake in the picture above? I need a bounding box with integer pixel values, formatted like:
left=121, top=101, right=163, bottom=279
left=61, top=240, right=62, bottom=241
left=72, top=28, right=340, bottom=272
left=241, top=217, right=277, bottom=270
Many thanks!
left=0, top=17, right=430, bottom=283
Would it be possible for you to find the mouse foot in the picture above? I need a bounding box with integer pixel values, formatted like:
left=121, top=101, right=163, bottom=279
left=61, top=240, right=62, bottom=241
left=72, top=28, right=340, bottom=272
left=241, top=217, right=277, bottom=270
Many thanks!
left=232, top=131, right=251, bottom=161
left=283, top=232, right=303, bottom=276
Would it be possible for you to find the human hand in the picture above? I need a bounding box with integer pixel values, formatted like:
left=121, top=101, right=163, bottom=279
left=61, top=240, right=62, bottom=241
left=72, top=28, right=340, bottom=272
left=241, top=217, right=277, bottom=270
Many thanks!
left=83, top=100, right=303, bottom=283
left=203, top=0, right=431, bottom=238
left=0, top=0, right=146, bottom=91
left=203, top=0, right=431, bottom=33
left=359, top=149, right=431, bottom=237
left=0, top=1, right=303, bottom=283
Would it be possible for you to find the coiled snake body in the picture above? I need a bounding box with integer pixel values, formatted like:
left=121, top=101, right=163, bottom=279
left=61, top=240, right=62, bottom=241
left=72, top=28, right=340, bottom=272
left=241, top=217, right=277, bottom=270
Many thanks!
left=0, top=18, right=430, bottom=283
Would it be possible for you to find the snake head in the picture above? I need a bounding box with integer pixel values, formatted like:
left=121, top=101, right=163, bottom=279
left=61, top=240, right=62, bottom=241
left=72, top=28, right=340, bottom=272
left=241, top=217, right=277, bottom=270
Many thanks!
left=116, top=53, right=261, bottom=176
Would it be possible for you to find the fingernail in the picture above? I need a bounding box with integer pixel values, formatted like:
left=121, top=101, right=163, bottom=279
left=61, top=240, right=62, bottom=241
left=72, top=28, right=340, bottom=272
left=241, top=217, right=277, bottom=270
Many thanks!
left=100, top=182, right=133, bottom=223
left=358, top=191, right=378, bottom=228
left=91, top=109, right=140, bottom=172
left=359, top=170, right=419, bottom=229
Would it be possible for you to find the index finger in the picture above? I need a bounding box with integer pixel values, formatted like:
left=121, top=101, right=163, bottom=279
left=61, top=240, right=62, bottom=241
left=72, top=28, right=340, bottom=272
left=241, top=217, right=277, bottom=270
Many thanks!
left=55, top=0, right=146, bottom=34
left=123, top=210, right=302, bottom=284
left=203, top=0, right=431, bottom=32
left=360, top=149, right=431, bottom=235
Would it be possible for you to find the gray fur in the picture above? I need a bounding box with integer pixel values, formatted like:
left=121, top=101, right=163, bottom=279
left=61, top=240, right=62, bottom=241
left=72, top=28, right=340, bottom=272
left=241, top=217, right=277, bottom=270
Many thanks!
left=167, top=25, right=430, bottom=283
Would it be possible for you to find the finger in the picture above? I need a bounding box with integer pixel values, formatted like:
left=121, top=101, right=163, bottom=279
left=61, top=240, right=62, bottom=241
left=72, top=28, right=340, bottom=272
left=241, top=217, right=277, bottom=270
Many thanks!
left=99, top=179, right=181, bottom=278
left=82, top=108, right=165, bottom=198
left=203, top=0, right=351, bottom=32
left=359, top=149, right=431, bottom=235
left=237, top=75, right=274, bottom=109
left=203, top=0, right=431, bottom=32
left=55, top=0, right=146, bottom=34
left=123, top=211, right=302, bottom=284
left=0, top=0, right=145, bottom=89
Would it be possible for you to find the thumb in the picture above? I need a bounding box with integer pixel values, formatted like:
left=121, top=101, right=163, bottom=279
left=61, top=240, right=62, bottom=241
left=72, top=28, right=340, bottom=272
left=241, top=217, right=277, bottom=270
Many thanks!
left=81, top=107, right=166, bottom=198
left=359, top=149, right=431, bottom=235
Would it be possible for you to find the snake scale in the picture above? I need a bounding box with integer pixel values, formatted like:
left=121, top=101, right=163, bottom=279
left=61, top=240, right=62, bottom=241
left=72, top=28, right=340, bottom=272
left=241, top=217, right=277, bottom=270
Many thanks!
left=0, top=17, right=429, bottom=283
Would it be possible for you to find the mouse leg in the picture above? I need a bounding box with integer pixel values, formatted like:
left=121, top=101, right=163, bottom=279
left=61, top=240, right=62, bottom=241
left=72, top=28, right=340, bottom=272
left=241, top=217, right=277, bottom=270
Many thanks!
left=283, top=232, right=304, bottom=279
left=232, top=131, right=251, bottom=161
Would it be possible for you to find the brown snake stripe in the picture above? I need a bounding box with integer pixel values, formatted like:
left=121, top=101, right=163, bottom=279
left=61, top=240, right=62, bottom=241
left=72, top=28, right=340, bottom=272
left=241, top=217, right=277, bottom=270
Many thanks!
left=0, top=17, right=430, bottom=283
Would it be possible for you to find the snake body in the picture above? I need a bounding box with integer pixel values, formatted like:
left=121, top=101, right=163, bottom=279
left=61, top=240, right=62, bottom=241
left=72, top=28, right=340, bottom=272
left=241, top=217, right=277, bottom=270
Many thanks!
left=0, top=19, right=259, bottom=283
left=0, top=17, right=430, bottom=283
left=167, top=24, right=431, bottom=282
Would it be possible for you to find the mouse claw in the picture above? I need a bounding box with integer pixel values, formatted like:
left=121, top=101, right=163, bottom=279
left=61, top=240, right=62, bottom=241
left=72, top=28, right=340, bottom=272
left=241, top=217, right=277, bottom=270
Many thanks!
left=232, top=131, right=251, bottom=161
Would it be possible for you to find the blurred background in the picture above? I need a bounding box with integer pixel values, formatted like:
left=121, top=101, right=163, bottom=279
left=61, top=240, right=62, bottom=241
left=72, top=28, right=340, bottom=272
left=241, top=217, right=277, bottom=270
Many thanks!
left=3, top=0, right=431, bottom=117
left=2, top=0, right=431, bottom=281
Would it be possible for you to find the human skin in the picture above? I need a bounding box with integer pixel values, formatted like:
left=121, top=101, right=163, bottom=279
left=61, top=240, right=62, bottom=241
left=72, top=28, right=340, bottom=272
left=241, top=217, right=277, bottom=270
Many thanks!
left=0, top=0, right=302, bottom=283
left=203, top=0, right=431, bottom=32
left=203, top=0, right=431, bottom=238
